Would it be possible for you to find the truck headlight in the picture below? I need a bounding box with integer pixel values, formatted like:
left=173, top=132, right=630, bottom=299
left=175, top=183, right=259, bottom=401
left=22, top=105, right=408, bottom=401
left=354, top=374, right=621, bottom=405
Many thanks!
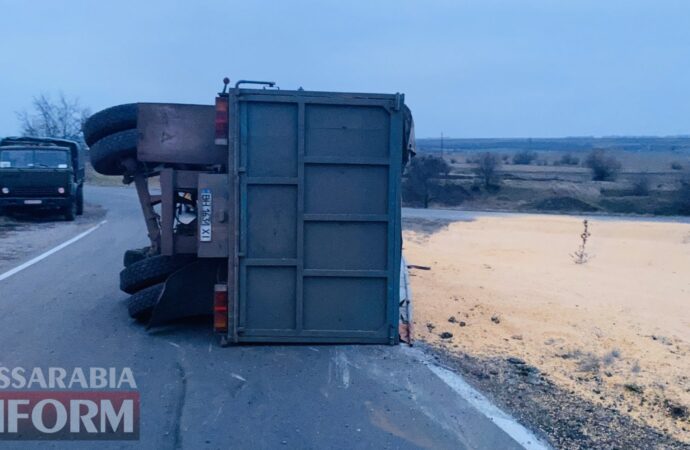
left=58, top=187, right=65, bottom=194
left=1, top=187, right=8, bottom=194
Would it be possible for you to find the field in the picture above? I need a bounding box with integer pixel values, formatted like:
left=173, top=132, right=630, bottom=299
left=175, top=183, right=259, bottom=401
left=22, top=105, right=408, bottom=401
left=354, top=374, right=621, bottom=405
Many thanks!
left=403, top=212, right=690, bottom=447
left=409, top=137, right=690, bottom=217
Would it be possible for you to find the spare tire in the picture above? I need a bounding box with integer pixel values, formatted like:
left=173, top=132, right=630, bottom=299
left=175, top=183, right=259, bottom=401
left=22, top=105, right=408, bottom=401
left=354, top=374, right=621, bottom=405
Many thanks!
left=128, top=283, right=164, bottom=321
left=120, top=254, right=195, bottom=294
left=83, top=103, right=138, bottom=147
left=123, top=247, right=150, bottom=268
left=89, top=129, right=138, bottom=175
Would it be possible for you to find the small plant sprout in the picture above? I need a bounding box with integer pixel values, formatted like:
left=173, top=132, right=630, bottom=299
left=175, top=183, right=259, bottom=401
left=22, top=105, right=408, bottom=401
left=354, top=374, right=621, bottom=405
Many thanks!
left=571, top=219, right=592, bottom=264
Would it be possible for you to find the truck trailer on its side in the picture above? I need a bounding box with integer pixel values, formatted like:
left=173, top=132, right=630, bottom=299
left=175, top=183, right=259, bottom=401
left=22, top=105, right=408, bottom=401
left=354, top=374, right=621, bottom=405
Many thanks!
left=84, top=78, right=413, bottom=345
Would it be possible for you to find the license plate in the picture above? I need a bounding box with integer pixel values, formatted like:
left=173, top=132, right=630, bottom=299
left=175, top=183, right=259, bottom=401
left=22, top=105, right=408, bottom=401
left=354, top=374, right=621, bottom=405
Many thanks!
left=199, top=189, right=212, bottom=242
left=24, top=200, right=42, bottom=205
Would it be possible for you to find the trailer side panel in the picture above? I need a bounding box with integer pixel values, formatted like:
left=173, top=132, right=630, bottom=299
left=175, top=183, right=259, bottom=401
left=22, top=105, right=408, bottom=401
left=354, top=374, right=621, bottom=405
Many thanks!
left=230, top=89, right=403, bottom=344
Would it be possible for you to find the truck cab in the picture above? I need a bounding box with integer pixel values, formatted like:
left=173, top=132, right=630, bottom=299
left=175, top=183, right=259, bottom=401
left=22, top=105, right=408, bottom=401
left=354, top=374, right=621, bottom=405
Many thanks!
left=0, top=137, right=84, bottom=220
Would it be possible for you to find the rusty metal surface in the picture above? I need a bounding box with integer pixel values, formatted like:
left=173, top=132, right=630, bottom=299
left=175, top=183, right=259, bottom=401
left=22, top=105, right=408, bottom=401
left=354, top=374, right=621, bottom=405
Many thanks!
left=124, top=157, right=161, bottom=254
left=160, top=169, right=199, bottom=256
left=137, top=103, right=225, bottom=166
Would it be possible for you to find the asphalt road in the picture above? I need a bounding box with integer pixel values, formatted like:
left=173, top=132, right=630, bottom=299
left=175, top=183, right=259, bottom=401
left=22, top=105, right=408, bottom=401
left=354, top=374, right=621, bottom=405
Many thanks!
left=0, top=186, right=534, bottom=450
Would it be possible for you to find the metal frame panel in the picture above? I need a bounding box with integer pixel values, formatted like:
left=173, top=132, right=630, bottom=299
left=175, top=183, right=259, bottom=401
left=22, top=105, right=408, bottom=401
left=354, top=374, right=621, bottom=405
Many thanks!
left=137, top=103, right=225, bottom=165
left=230, top=89, right=402, bottom=344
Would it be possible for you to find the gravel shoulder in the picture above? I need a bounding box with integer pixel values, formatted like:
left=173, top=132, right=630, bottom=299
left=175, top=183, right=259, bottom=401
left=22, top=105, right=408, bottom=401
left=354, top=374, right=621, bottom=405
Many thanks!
left=425, top=344, right=689, bottom=450
left=0, top=200, right=106, bottom=274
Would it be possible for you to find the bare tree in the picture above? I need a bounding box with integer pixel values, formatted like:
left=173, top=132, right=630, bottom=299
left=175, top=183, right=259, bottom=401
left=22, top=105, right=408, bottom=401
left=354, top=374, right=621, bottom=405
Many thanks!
left=402, top=155, right=451, bottom=208
left=475, top=152, right=501, bottom=188
left=16, top=93, right=90, bottom=143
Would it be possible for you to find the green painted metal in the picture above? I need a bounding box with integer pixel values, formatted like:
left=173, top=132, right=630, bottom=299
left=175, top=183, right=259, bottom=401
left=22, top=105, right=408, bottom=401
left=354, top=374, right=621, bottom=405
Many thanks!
left=229, top=88, right=403, bottom=344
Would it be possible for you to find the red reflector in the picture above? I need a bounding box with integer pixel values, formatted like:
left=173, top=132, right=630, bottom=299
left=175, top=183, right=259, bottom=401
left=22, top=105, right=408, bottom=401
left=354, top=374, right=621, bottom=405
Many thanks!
left=213, top=284, right=228, bottom=333
left=215, top=96, right=229, bottom=145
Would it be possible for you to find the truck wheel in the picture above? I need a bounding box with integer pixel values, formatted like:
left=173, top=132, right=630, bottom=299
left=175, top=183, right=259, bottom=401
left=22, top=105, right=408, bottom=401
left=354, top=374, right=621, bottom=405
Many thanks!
left=120, top=254, right=195, bottom=294
left=89, top=129, right=138, bottom=176
left=63, top=201, right=76, bottom=221
left=127, top=283, right=164, bottom=321
left=123, top=247, right=150, bottom=267
left=76, top=186, right=84, bottom=215
left=83, top=103, right=138, bottom=147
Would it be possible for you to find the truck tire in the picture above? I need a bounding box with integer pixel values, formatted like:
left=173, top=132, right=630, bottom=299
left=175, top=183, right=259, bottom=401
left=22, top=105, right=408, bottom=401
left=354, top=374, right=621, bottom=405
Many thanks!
left=120, top=254, right=195, bottom=294
left=63, top=201, right=76, bottom=221
left=83, top=103, right=138, bottom=147
left=89, top=129, right=138, bottom=176
left=123, top=247, right=150, bottom=267
left=127, top=283, right=164, bottom=321
left=76, top=186, right=84, bottom=215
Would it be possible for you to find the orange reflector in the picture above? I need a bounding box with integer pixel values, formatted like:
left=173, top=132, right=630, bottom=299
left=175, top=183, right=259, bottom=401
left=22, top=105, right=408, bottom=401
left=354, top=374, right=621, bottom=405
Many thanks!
left=213, top=284, right=228, bottom=333
left=215, top=96, right=229, bottom=145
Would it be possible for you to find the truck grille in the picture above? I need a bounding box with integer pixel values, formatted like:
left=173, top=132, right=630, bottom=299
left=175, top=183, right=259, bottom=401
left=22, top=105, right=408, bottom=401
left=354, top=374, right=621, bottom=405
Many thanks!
left=7, top=187, right=63, bottom=197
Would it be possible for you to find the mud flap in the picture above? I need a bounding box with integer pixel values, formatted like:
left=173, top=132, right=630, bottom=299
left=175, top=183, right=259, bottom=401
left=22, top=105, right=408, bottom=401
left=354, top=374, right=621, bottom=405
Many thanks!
left=399, top=255, right=413, bottom=345
left=147, top=259, right=222, bottom=329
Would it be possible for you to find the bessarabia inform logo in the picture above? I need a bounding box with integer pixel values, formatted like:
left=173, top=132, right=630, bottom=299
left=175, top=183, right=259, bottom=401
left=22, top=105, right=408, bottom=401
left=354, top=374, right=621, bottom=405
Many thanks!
left=0, top=367, right=139, bottom=440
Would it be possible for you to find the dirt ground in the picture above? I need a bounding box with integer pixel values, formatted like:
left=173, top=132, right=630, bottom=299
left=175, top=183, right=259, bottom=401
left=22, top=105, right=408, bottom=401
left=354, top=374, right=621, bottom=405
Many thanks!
left=403, top=213, right=690, bottom=446
left=0, top=202, right=106, bottom=274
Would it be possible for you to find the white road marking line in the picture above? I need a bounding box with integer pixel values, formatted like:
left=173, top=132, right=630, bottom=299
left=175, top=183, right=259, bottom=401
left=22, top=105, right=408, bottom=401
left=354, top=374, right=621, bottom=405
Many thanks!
left=231, top=373, right=246, bottom=382
left=333, top=349, right=351, bottom=388
left=0, top=220, right=107, bottom=282
left=398, top=256, right=547, bottom=448
left=428, top=364, right=551, bottom=450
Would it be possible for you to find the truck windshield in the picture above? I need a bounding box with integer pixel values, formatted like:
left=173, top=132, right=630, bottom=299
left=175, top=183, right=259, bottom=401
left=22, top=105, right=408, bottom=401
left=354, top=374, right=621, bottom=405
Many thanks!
left=0, top=148, right=70, bottom=169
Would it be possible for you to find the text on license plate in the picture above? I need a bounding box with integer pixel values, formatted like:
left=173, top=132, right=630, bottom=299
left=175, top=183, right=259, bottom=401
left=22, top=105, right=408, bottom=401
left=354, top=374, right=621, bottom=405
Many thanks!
left=199, top=189, right=212, bottom=242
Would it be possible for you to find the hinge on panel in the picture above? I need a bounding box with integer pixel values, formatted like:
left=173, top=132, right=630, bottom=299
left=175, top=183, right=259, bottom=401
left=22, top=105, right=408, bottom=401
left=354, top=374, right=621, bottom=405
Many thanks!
left=389, top=325, right=397, bottom=344
left=393, top=93, right=402, bottom=111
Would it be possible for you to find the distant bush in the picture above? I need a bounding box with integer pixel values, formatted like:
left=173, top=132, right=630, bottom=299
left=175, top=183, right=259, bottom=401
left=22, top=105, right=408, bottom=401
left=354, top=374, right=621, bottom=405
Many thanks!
left=585, top=150, right=621, bottom=181
left=631, top=176, right=651, bottom=196
left=512, top=150, right=538, bottom=165
left=671, top=161, right=683, bottom=170
left=532, top=197, right=599, bottom=212
left=559, top=153, right=580, bottom=166
left=402, top=155, right=451, bottom=208
left=435, top=183, right=471, bottom=206
left=474, top=152, right=501, bottom=188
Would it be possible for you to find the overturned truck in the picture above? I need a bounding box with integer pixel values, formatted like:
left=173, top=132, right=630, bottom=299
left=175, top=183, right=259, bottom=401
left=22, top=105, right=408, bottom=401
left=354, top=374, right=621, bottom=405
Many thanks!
left=85, top=79, right=412, bottom=345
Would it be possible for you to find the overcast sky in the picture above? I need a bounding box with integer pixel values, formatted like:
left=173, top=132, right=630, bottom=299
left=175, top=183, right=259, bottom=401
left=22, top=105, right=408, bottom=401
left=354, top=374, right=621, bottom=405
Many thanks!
left=1, top=0, right=689, bottom=138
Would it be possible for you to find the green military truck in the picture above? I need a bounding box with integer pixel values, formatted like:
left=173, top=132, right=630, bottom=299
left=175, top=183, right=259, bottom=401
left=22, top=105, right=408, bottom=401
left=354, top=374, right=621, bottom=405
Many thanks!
left=0, top=136, right=84, bottom=220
